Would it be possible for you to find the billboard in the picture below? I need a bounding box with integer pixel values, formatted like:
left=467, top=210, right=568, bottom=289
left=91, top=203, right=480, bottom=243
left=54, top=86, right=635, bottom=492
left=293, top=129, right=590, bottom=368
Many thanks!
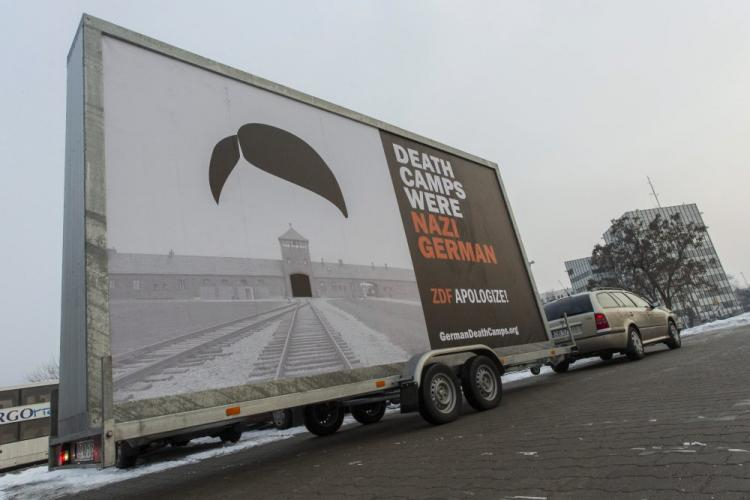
left=99, top=36, right=546, bottom=404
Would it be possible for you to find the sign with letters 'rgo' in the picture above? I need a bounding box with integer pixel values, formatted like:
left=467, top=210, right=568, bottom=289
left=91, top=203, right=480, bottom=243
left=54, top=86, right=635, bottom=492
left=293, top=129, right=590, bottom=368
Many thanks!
left=0, top=403, right=51, bottom=425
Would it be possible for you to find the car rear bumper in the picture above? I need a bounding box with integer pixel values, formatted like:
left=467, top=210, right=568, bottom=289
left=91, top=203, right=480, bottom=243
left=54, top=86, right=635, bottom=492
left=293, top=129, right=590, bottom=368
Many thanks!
left=574, top=329, right=628, bottom=355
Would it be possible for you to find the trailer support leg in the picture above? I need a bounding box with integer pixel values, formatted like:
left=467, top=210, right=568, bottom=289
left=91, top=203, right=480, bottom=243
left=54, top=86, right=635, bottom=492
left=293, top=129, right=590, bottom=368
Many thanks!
left=101, top=356, right=116, bottom=468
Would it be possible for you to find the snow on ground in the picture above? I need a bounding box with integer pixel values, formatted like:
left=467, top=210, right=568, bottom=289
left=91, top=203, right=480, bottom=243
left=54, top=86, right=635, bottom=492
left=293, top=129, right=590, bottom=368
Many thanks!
left=681, top=312, right=750, bottom=337
left=0, top=425, right=310, bottom=500
left=115, top=319, right=283, bottom=401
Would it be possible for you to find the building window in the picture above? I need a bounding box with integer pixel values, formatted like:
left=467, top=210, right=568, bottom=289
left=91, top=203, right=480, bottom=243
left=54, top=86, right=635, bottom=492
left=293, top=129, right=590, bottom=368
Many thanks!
left=132, top=280, right=140, bottom=290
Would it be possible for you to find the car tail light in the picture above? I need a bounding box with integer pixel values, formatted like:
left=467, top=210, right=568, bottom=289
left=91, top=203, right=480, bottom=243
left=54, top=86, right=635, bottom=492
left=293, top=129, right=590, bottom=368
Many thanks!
left=595, top=313, right=609, bottom=331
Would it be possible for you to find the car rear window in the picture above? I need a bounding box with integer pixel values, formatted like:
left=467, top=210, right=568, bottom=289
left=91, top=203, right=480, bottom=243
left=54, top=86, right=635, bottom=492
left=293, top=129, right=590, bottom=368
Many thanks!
left=544, top=295, right=593, bottom=321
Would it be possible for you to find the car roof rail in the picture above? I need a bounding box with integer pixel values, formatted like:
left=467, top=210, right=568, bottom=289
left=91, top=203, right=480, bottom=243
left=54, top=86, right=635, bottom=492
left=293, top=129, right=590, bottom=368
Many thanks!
left=589, top=287, right=631, bottom=293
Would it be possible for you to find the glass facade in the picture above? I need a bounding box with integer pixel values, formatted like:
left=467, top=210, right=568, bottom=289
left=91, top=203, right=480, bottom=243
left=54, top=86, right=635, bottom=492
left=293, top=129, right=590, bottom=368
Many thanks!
left=567, top=203, right=741, bottom=326
left=564, top=257, right=594, bottom=294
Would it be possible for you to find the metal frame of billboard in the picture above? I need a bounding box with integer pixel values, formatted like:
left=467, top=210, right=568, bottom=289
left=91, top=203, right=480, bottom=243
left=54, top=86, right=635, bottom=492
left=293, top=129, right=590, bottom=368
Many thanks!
left=60, top=13, right=551, bottom=466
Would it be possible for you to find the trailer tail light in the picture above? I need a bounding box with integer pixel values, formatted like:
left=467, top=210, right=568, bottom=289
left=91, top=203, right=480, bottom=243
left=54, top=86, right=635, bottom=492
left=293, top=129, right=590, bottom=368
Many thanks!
left=58, top=447, right=70, bottom=466
left=595, top=313, right=609, bottom=331
left=375, top=380, right=386, bottom=388
left=225, top=406, right=241, bottom=416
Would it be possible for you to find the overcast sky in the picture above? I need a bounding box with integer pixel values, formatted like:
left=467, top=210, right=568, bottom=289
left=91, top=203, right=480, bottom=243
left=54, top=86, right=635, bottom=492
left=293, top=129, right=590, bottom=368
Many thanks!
left=1, top=1, right=748, bottom=384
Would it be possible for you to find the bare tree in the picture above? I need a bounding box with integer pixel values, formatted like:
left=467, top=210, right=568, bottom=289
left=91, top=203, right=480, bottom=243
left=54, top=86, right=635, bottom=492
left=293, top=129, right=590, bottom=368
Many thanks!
left=588, top=212, right=715, bottom=310
left=26, top=358, right=59, bottom=383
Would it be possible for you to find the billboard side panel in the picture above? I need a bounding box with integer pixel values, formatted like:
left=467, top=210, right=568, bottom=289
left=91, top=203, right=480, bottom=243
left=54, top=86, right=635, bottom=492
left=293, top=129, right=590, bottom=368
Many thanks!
left=58, top=24, right=88, bottom=438
left=83, top=24, right=111, bottom=430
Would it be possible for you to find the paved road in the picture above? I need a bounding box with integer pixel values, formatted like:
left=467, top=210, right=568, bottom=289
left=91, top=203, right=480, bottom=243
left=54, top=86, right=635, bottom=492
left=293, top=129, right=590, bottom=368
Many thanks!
left=75, top=325, right=750, bottom=499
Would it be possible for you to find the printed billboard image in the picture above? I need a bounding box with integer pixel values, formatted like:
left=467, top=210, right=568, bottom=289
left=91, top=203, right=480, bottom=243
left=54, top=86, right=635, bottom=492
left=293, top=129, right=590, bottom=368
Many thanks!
left=102, top=37, right=429, bottom=403
left=101, top=35, right=548, bottom=405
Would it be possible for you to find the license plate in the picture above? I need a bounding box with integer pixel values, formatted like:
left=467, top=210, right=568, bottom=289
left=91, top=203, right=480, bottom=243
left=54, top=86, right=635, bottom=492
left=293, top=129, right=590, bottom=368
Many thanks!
left=76, top=440, right=94, bottom=461
left=551, top=328, right=569, bottom=339
left=552, top=325, right=580, bottom=339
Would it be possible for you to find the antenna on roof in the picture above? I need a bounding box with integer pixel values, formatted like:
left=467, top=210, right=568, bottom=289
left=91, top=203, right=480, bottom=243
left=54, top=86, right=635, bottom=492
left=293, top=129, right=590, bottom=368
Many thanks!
left=647, top=176, right=662, bottom=208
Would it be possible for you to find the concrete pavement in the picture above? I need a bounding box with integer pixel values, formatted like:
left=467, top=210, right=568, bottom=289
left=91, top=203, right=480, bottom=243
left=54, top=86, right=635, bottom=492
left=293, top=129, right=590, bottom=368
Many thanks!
left=72, top=324, right=750, bottom=499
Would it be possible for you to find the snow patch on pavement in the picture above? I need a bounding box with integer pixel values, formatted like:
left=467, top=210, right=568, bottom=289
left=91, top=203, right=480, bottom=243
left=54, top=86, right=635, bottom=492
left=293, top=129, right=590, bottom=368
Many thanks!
left=681, top=312, right=750, bottom=337
left=0, top=426, right=307, bottom=500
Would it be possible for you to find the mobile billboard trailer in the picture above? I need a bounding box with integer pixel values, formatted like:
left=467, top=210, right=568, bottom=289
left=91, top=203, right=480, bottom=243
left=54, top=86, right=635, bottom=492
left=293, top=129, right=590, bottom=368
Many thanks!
left=52, top=15, right=574, bottom=469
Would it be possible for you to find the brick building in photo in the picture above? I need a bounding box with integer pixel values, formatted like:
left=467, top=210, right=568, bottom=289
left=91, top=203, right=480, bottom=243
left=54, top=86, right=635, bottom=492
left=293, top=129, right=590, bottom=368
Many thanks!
left=107, top=226, right=419, bottom=302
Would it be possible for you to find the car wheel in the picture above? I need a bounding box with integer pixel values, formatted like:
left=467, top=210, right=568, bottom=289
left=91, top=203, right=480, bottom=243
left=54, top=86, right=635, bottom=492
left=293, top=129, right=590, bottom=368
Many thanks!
left=665, top=320, right=681, bottom=350
left=625, top=327, right=645, bottom=361
left=551, top=360, right=570, bottom=373
left=418, top=363, right=462, bottom=425
left=460, top=355, right=502, bottom=411
left=599, top=352, right=613, bottom=361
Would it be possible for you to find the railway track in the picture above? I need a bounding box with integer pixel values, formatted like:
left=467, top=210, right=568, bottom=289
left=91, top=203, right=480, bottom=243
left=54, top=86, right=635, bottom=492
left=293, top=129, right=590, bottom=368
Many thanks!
left=113, top=302, right=299, bottom=390
left=252, top=300, right=360, bottom=380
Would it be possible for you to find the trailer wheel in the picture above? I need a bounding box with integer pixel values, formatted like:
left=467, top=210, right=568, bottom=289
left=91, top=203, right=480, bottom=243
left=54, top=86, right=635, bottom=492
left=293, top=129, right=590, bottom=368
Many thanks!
left=115, top=442, right=138, bottom=469
left=460, top=356, right=502, bottom=411
left=272, top=409, right=294, bottom=430
left=551, top=360, right=570, bottom=373
left=219, top=423, right=243, bottom=443
left=419, top=363, right=462, bottom=425
left=304, top=402, right=344, bottom=436
left=351, top=401, right=386, bottom=425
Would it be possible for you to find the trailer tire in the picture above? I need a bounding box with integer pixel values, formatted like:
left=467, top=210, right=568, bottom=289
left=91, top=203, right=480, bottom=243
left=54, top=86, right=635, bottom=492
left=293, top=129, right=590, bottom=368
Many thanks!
left=304, top=402, right=344, bottom=436
left=272, top=409, right=294, bottom=430
left=351, top=401, right=387, bottom=425
left=460, top=356, right=502, bottom=411
left=551, top=360, right=570, bottom=373
left=115, top=442, right=138, bottom=469
left=219, top=423, right=243, bottom=444
left=419, top=363, right=462, bottom=425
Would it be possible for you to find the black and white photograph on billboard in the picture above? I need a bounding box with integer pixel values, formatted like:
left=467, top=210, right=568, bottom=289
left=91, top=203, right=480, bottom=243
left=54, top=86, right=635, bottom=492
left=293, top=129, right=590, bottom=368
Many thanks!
left=102, top=37, right=429, bottom=402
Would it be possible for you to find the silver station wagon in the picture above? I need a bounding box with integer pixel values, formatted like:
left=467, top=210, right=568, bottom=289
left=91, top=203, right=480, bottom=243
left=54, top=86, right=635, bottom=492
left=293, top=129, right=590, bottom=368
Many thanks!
left=543, top=289, right=681, bottom=372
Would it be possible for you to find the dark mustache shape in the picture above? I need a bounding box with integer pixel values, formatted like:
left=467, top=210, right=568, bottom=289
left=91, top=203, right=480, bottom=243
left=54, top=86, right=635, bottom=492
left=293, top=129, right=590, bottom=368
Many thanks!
left=209, top=123, right=348, bottom=218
